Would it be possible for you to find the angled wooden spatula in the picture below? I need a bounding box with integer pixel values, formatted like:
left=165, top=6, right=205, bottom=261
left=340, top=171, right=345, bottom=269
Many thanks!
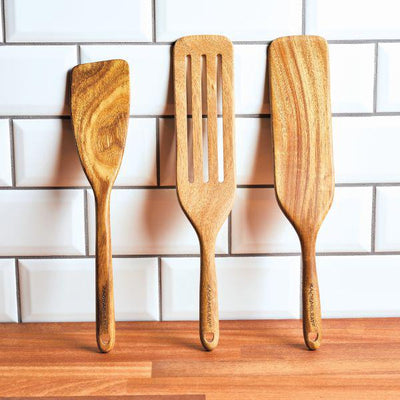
left=269, top=36, right=334, bottom=350
left=71, top=59, right=130, bottom=353
left=174, top=35, right=236, bottom=351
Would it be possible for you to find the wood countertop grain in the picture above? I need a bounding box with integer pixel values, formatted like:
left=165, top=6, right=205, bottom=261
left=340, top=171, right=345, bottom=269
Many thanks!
left=0, top=319, right=399, bottom=399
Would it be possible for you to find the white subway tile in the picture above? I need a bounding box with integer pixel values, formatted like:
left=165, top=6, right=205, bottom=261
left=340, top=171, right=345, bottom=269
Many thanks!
left=162, top=256, right=300, bottom=320
left=156, top=0, right=302, bottom=42
left=375, top=187, right=400, bottom=252
left=236, top=118, right=273, bottom=185
left=160, top=117, right=273, bottom=186
left=159, top=118, right=175, bottom=186
left=5, top=0, right=152, bottom=42
left=235, top=45, right=269, bottom=114
left=0, top=190, right=85, bottom=256
left=329, top=44, right=375, bottom=113
left=333, top=116, right=400, bottom=183
left=0, top=3, right=3, bottom=42
left=377, top=44, right=400, bottom=112
left=87, top=189, right=228, bottom=255
left=318, top=255, right=400, bottom=318
left=19, top=258, right=159, bottom=322
left=14, top=118, right=157, bottom=187
left=81, top=45, right=172, bottom=115
left=0, top=259, right=18, bottom=322
left=13, top=119, right=87, bottom=187
left=0, top=120, right=12, bottom=186
left=306, top=0, right=400, bottom=39
left=0, top=46, right=76, bottom=115
left=232, top=187, right=372, bottom=253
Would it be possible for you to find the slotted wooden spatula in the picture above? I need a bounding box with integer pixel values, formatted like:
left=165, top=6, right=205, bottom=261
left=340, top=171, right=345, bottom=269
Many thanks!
left=174, top=35, right=236, bottom=351
left=269, top=36, right=334, bottom=350
left=71, top=59, right=130, bottom=353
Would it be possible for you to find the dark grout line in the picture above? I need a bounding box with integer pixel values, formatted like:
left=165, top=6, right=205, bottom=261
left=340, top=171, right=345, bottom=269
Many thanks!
left=373, top=43, right=379, bottom=113
left=8, top=118, right=16, bottom=186
left=302, top=0, right=306, bottom=35
left=1, top=0, right=6, bottom=43
left=2, top=112, right=400, bottom=120
left=371, top=185, right=377, bottom=253
left=84, top=189, right=89, bottom=256
left=1, top=182, right=400, bottom=191
left=156, top=117, right=161, bottom=186
left=14, top=258, right=22, bottom=323
left=2, top=252, right=400, bottom=261
left=158, top=257, right=162, bottom=321
left=152, top=0, right=156, bottom=43
left=228, top=213, right=232, bottom=255
left=76, top=45, right=81, bottom=64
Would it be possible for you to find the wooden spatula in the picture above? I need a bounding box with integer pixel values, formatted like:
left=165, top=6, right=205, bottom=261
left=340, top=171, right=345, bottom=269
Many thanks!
left=71, top=59, right=130, bottom=353
left=269, top=36, right=334, bottom=350
left=174, top=35, right=235, bottom=351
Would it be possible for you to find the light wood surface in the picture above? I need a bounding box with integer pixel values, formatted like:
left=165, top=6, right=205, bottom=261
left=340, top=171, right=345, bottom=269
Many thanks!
left=71, top=59, right=130, bottom=353
left=174, top=35, right=236, bottom=351
left=269, top=36, right=334, bottom=350
left=0, top=319, right=399, bottom=399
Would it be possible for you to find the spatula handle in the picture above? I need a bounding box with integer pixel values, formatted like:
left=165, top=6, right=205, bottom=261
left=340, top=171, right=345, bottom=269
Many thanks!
left=199, top=238, right=219, bottom=351
left=302, top=239, right=322, bottom=350
left=95, top=191, right=115, bottom=353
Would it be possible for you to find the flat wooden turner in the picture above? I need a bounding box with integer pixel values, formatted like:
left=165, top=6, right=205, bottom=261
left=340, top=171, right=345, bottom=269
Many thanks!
left=174, top=35, right=236, bottom=351
left=71, top=59, right=130, bottom=353
left=269, top=36, right=334, bottom=350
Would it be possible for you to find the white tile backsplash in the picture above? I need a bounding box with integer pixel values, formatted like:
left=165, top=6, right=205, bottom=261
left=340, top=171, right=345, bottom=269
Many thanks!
left=329, top=44, right=375, bottom=113
left=87, top=189, right=228, bottom=255
left=0, top=190, right=85, bottom=256
left=156, top=0, right=302, bottom=42
left=162, top=256, right=300, bottom=320
left=306, top=0, right=400, bottom=39
left=319, top=255, right=400, bottom=317
left=0, top=46, right=76, bottom=115
left=333, top=117, right=400, bottom=183
left=0, top=120, right=12, bottom=186
left=13, top=118, right=157, bottom=187
left=19, top=258, right=159, bottom=322
left=375, top=187, right=400, bottom=252
left=5, top=0, right=152, bottom=42
left=377, top=43, right=400, bottom=112
left=0, top=1, right=398, bottom=321
left=81, top=45, right=172, bottom=115
left=232, top=187, right=372, bottom=253
left=0, top=259, right=18, bottom=322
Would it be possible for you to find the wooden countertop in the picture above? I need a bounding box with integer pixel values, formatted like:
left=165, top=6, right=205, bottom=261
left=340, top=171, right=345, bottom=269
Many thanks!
left=0, top=318, right=399, bottom=399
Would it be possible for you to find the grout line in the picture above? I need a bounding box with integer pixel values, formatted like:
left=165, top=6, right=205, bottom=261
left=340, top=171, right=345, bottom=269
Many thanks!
left=84, top=189, right=89, bottom=256
left=156, top=117, right=161, bottom=186
left=1, top=252, right=400, bottom=261
left=2, top=112, right=400, bottom=120
left=77, top=45, right=81, bottom=64
left=152, top=0, right=156, bottom=43
left=1, top=182, right=400, bottom=191
left=8, top=118, right=16, bottom=186
left=14, top=258, right=22, bottom=323
left=228, top=213, right=232, bottom=255
left=3, top=39, right=400, bottom=47
left=158, top=257, right=162, bottom=321
left=302, top=0, right=306, bottom=35
left=1, top=0, right=6, bottom=43
left=371, top=185, right=377, bottom=253
left=373, top=42, right=378, bottom=113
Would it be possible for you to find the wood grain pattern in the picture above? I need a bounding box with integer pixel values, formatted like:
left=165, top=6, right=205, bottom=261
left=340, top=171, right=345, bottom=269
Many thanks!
left=174, top=35, right=235, bottom=351
left=269, top=36, right=334, bottom=350
left=71, top=59, right=130, bottom=353
left=0, top=319, right=399, bottom=399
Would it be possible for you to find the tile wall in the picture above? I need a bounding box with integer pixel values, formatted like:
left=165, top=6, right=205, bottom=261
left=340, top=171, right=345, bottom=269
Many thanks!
left=0, top=0, right=399, bottom=322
